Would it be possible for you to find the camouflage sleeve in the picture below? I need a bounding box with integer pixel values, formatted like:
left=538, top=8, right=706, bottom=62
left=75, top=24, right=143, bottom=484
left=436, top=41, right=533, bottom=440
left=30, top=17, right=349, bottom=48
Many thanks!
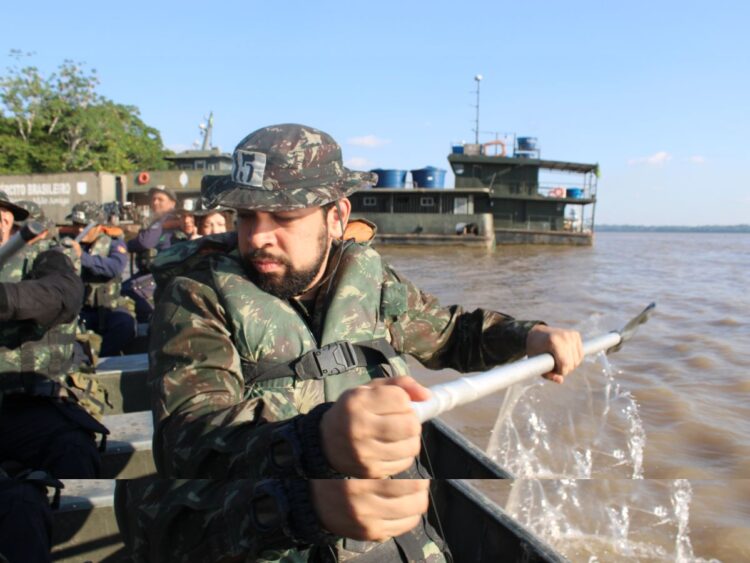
left=118, top=478, right=330, bottom=562
left=149, top=273, right=336, bottom=479
left=384, top=264, right=543, bottom=372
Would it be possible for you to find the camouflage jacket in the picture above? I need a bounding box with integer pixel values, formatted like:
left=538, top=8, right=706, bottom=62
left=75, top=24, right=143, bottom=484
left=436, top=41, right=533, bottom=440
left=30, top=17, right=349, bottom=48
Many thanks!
left=121, top=234, right=540, bottom=561
left=0, top=239, right=79, bottom=380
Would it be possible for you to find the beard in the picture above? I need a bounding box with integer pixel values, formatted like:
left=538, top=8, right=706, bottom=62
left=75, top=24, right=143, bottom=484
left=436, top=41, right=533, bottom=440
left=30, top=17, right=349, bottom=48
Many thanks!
left=243, top=225, right=329, bottom=300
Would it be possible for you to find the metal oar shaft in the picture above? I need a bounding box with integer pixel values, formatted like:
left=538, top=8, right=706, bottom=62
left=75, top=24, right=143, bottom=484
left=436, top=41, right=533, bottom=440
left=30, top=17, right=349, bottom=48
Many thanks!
left=411, top=331, right=624, bottom=423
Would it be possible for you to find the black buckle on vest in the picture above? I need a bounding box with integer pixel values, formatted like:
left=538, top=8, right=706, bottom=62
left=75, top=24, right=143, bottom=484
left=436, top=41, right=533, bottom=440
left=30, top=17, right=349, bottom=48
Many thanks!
left=295, top=341, right=358, bottom=379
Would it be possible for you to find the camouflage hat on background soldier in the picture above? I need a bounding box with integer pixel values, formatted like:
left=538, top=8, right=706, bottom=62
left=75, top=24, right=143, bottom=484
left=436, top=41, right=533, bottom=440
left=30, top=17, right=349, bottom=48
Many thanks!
left=67, top=201, right=105, bottom=225
left=201, top=123, right=376, bottom=211
left=14, top=199, right=57, bottom=236
left=0, top=191, right=30, bottom=222
left=14, top=200, right=44, bottom=223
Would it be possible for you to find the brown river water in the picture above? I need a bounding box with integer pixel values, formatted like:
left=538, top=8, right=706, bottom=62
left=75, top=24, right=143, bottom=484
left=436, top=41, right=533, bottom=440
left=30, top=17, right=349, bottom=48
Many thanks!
left=377, top=233, right=750, bottom=563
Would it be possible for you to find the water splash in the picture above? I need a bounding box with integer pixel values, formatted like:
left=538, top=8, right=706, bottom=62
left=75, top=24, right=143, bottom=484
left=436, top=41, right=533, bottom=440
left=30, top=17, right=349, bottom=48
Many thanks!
left=487, top=349, right=645, bottom=478
left=486, top=330, right=719, bottom=561
left=502, top=480, right=721, bottom=562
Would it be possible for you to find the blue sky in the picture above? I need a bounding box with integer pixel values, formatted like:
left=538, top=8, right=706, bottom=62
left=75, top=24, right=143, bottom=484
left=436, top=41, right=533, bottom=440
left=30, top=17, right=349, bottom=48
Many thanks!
left=2, top=0, right=748, bottom=225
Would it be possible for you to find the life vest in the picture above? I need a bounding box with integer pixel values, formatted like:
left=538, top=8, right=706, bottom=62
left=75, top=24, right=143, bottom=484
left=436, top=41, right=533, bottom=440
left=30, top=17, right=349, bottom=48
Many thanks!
left=82, top=233, right=123, bottom=310
left=151, top=233, right=448, bottom=561
left=0, top=240, right=110, bottom=425
left=153, top=232, right=411, bottom=407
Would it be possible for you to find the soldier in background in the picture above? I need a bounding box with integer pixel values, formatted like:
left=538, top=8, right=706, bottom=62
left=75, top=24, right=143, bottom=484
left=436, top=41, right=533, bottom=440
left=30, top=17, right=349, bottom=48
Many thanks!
left=122, top=186, right=180, bottom=323
left=197, top=208, right=232, bottom=236
left=173, top=209, right=201, bottom=242
left=66, top=201, right=136, bottom=357
left=0, top=193, right=108, bottom=563
left=116, top=125, right=583, bottom=562
left=13, top=200, right=59, bottom=241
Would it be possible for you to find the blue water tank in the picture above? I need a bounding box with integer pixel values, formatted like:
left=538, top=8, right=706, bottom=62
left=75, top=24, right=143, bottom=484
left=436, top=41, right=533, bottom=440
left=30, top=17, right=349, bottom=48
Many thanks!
left=517, top=137, right=538, bottom=151
left=451, top=145, right=464, bottom=154
left=411, top=166, right=446, bottom=188
left=566, top=188, right=584, bottom=199
left=371, top=169, right=407, bottom=188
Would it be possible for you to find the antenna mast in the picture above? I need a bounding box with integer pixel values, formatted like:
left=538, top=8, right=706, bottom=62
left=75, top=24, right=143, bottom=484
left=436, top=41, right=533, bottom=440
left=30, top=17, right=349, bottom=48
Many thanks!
left=473, top=75, right=482, bottom=144
left=200, top=111, right=214, bottom=150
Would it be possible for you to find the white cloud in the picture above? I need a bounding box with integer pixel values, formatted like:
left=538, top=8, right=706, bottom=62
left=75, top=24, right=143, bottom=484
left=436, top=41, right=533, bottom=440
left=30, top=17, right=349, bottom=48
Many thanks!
left=347, top=135, right=390, bottom=148
left=627, top=151, right=672, bottom=166
left=344, top=157, right=372, bottom=169
left=688, top=155, right=706, bottom=164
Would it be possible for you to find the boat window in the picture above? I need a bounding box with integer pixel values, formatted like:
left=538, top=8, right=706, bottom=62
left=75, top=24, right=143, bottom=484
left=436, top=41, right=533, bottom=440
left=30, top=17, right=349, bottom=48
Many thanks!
left=194, top=160, right=206, bottom=170
left=420, top=197, right=435, bottom=207
left=363, top=196, right=377, bottom=206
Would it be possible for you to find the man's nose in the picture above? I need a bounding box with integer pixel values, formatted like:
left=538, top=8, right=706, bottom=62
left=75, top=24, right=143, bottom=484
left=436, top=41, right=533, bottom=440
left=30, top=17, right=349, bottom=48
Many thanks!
left=247, top=213, right=277, bottom=248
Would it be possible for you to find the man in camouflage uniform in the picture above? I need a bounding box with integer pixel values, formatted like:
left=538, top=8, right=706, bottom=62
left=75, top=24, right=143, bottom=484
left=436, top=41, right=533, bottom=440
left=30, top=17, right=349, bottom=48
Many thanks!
left=0, top=193, right=109, bottom=562
left=67, top=201, right=136, bottom=356
left=123, top=185, right=183, bottom=322
left=116, top=125, right=583, bottom=562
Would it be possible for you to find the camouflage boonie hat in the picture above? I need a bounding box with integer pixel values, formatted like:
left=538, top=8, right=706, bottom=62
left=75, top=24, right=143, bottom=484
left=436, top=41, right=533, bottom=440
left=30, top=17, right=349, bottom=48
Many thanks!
left=67, top=201, right=104, bottom=225
left=15, top=200, right=45, bottom=222
left=148, top=185, right=178, bottom=202
left=201, top=123, right=376, bottom=211
left=0, top=191, right=30, bottom=221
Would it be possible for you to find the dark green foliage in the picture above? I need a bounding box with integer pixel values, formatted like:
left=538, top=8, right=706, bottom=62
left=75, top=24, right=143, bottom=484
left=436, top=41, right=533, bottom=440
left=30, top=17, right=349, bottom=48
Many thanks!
left=0, top=51, right=169, bottom=174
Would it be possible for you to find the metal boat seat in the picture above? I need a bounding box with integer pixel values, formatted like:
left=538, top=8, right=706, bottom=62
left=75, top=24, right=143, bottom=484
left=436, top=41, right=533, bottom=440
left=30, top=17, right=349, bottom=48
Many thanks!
left=53, top=479, right=127, bottom=562
left=101, top=411, right=155, bottom=479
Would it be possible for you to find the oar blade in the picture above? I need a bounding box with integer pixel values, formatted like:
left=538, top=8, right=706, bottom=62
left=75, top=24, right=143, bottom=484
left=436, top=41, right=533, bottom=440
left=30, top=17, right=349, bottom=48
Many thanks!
left=608, top=302, right=656, bottom=354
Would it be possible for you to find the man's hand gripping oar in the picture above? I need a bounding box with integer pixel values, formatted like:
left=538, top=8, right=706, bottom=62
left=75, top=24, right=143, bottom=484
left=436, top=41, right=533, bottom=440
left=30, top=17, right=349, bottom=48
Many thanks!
left=411, top=303, right=656, bottom=423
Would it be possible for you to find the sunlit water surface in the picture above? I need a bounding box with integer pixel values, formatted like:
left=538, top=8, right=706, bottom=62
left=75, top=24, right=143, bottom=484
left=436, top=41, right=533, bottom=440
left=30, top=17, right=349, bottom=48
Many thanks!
left=379, top=233, right=750, bottom=562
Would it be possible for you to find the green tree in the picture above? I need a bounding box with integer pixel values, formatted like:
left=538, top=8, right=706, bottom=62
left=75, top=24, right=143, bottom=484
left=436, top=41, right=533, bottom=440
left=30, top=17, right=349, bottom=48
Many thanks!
left=0, top=51, right=169, bottom=174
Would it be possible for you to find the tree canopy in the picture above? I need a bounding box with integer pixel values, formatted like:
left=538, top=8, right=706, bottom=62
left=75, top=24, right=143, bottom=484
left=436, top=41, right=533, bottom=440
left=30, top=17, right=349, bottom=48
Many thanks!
left=0, top=51, right=170, bottom=174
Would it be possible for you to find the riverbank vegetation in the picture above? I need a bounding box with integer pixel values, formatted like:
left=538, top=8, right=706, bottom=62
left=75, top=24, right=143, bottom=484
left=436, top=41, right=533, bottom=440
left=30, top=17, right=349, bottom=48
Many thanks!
left=0, top=50, right=170, bottom=175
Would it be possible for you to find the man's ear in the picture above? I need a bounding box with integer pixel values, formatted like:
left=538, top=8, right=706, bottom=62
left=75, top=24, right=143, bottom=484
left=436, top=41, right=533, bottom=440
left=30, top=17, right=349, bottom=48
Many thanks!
left=328, top=198, right=352, bottom=239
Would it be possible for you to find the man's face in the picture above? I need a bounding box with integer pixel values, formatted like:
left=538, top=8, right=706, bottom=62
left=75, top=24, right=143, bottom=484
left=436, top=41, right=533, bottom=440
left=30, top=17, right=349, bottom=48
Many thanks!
left=236, top=206, right=333, bottom=299
left=200, top=212, right=227, bottom=235
left=0, top=209, right=14, bottom=246
left=180, top=213, right=196, bottom=235
left=150, top=193, right=176, bottom=216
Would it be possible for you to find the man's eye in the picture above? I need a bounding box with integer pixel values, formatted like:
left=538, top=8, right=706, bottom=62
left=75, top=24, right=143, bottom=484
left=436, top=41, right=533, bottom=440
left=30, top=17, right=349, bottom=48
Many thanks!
left=274, top=214, right=297, bottom=222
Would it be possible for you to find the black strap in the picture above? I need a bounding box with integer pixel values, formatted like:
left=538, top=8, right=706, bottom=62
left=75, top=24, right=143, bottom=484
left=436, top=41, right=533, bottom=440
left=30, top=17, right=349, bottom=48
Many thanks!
left=0, top=372, right=103, bottom=413
left=0, top=373, right=68, bottom=401
left=393, top=529, right=428, bottom=562
left=241, top=338, right=398, bottom=385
